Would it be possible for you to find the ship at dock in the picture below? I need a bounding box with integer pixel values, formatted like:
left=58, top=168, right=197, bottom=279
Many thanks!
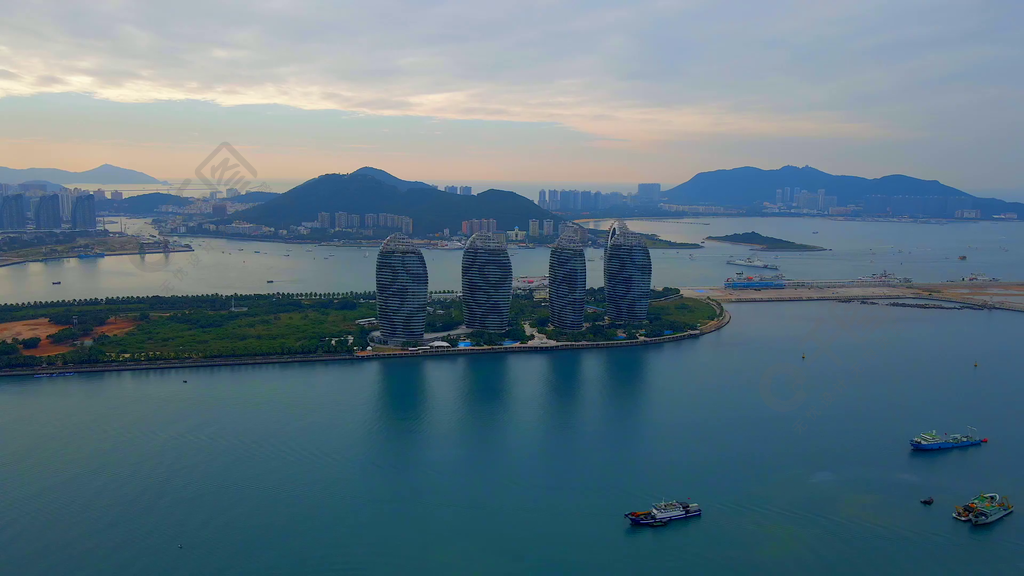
left=909, top=427, right=986, bottom=451
left=724, top=272, right=787, bottom=290
left=856, top=271, right=911, bottom=283
left=624, top=500, right=701, bottom=526
left=726, top=257, right=779, bottom=269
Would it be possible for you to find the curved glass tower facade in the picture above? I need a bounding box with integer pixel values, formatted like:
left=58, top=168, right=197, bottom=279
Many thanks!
left=0, top=194, right=27, bottom=231
left=375, top=233, right=428, bottom=345
left=462, top=232, right=513, bottom=332
left=548, top=228, right=586, bottom=331
left=34, top=194, right=62, bottom=230
left=603, top=220, right=652, bottom=323
left=71, top=194, right=96, bottom=230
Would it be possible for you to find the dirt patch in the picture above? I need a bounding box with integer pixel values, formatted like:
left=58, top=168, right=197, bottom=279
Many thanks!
left=0, top=318, right=74, bottom=356
left=94, top=318, right=139, bottom=337
left=0, top=317, right=140, bottom=356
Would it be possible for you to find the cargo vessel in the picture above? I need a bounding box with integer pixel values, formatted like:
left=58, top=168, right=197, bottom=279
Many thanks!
left=726, top=257, right=779, bottom=270
left=909, top=427, right=986, bottom=451
left=625, top=500, right=701, bottom=526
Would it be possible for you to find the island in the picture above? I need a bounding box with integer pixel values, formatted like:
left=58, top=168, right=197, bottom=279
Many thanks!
left=636, top=233, right=702, bottom=249
left=0, top=290, right=728, bottom=375
left=704, top=231, right=826, bottom=251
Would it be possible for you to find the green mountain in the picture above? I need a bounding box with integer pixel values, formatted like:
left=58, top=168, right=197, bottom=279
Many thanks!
left=96, top=193, right=191, bottom=214
left=228, top=191, right=279, bottom=204
left=232, top=170, right=560, bottom=234
left=350, top=166, right=433, bottom=191
left=664, top=165, right=1023, bottom=214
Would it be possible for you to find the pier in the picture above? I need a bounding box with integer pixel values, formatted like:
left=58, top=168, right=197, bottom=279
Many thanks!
left=681, top=282, right=1024, bottom=312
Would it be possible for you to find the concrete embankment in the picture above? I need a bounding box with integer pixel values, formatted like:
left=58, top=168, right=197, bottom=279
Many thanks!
left=0, top=248, right=194, bottom=268
left=683, top=284, right=1024, bottom=312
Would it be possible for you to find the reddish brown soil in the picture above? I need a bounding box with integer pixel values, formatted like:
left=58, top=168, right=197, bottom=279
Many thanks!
left=0, top=317, right=139, bottom=356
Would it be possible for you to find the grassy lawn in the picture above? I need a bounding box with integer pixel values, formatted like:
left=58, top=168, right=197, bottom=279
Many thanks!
left=105, top=305, right=376, bottom=357
left=647, top=297, right=719, bottom=333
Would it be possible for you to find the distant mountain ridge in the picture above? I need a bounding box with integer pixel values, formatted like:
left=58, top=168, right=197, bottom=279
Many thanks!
left=350, top=166, right=433, bottom=191
left=233, top=169, right=559, bottom=234
left=95, top=193, right=191, bottom=214
left=0, top=164, right=165, bottom=185
left=664, top=165, right=1022, bottom=213
left=228, top=191, right=279, bottom=204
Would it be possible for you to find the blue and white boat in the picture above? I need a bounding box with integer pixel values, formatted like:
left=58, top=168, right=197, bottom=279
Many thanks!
left=910, top=427, right=986, bottom=451
left=625, top=500, right=701, bottom=526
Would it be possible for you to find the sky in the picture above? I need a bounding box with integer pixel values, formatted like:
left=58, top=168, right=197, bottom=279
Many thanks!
left=0, top=0, right=1021, bottom=193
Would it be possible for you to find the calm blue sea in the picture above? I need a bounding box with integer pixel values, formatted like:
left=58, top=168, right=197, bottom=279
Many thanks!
left=1, top=217, right=1021, bottom=304
left=1, top=301, right=1022, bottom=575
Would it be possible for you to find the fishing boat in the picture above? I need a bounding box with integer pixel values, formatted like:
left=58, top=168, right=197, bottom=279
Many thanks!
left=909, top=427, right=986, bottom=451
left=624, top=500, right=701, bottom=526
left=970, top=496, right=1013, bottom=525
left=953, top=493, right=1013, bottom=524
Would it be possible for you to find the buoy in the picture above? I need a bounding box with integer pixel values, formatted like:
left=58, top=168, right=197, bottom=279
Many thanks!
left=178, top=544, right=183, bottom=549
left=982, top=438, right=989, bottom=443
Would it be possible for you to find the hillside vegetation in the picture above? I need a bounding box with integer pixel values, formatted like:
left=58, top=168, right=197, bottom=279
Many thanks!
left=233, top=172, right=560, bottom=234
left=705, top=231, right=825, bottom=251
left=664, top=165, right=1024, bottom=214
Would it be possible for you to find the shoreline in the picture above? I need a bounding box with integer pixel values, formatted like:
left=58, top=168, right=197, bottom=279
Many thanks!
left=0, top=247, right=195, bottom=268
left=0, top=304, right=731, bottom=378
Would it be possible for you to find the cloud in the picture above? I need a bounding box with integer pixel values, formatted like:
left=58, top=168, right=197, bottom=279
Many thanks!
left=2, top=0, right=1018, bottom=146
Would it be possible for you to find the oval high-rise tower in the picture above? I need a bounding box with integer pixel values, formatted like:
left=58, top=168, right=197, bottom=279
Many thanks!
left=462, top=232, right=513, bottom=332
left=375, top=233, right=428, bottom=345
left=603, top=220, right=652, bottom=323
left=548, top=227, right=586, bottom=331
